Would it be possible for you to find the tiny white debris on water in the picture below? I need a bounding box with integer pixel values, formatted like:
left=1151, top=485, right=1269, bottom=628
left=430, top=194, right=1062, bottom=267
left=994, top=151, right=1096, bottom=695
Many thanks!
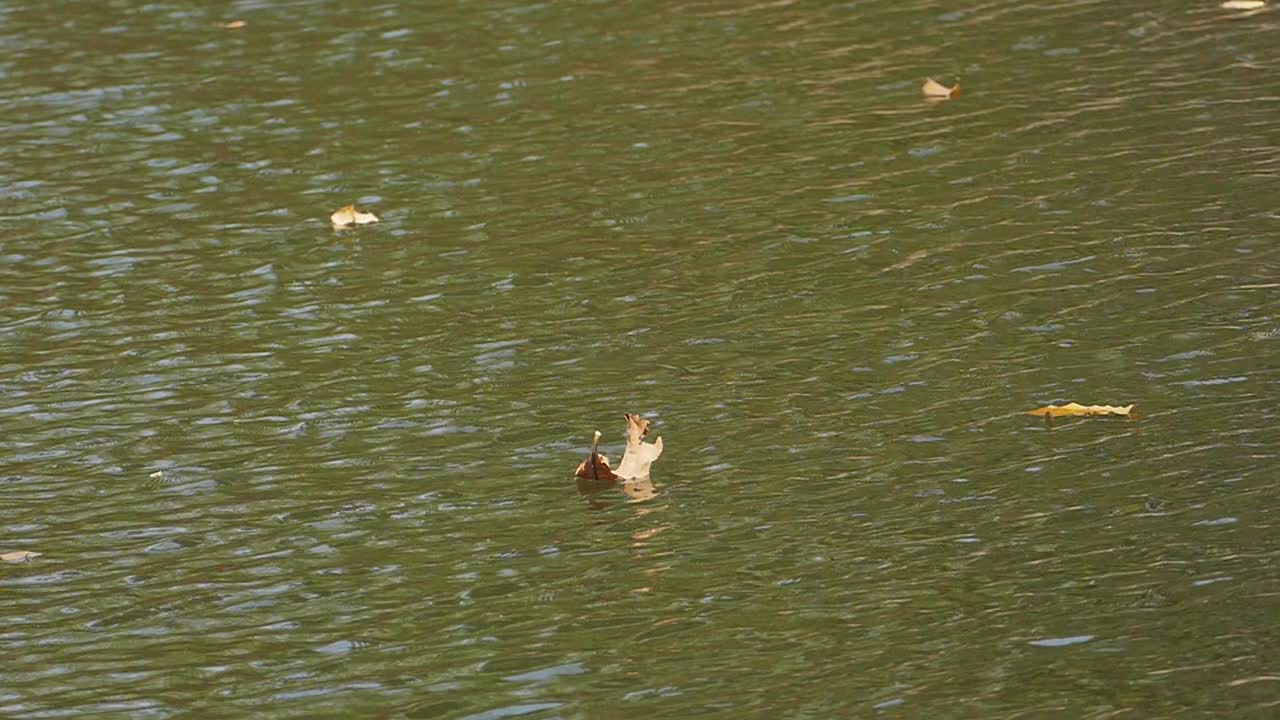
left=1029, top=635, right=1094, bottom=647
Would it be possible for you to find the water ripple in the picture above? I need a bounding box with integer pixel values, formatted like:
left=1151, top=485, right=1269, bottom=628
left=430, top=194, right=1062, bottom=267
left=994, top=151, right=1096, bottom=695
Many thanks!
left=1, top=0, right=1277, bottom=717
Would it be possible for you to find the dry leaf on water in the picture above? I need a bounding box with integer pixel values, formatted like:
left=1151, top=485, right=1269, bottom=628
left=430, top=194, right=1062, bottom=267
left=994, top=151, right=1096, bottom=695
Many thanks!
left=575, top=430, right=618, bottom=482
left=1221, top=1, right=1265, bottom=10
left=220, top=20, right=247, bottom=29
left=1027, top=402, right=1135, bottom=418
left=330, top=205, right=379, bottom=228
left=2, top=550, right=41, bottom=563
left=614, top=413, right=663, bottom=481
left=574, top=413, right=664, bottom=490
left=922, top=77, right=960, bottom=99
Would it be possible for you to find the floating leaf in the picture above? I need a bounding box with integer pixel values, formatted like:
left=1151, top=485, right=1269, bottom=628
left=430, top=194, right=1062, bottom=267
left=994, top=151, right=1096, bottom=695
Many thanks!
left=330, top=204, right=379, bottom=228
left=1, top=550, right=41, bottom=563
left=1028, top=402, right=1135, bottom=418
left=614, top=413, right=663, bottom=481
left=922, top=77, right=960, bottom=99
left=1221, top=1, right=1265, bottom=9
left=220, top=20, right=247, bottom=29
left=574, top=414, right=664, bottom=498
left=575, top=430, right=618, bottom=482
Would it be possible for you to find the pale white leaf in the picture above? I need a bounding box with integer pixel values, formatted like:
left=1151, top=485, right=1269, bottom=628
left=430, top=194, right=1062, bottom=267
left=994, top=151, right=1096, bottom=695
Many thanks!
left=922, top=77, right=960, bottom=99
left=1, top=550, right=41, bottom=563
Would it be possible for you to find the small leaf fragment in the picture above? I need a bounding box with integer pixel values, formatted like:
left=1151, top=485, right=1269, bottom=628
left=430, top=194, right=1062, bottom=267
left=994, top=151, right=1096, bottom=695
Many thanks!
left=220, top=20, right=248, bottom=29
left=330, top=204, right=379, bottom=228
left=1027, top=402, right=1135, bottom=418
left=1, top=550, right=41, bottom=563
left=1221, top=1, right=1265, bottom=9
left=922, top=77, right=960, bottom=99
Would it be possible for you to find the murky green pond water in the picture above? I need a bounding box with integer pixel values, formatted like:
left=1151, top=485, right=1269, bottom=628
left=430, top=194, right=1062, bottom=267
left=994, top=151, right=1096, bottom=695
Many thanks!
left=3, top=1, right=1278, bottom=717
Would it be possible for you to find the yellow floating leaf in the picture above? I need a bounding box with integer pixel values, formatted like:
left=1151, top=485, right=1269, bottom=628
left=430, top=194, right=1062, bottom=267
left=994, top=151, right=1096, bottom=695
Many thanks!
left=330, top=205, right=380, bottom=228
left=1027, top=402, right=1135, bottom=418
left=922, top=77, right=960, bottom=99
left=221, top=20, right=247, bottom=29
left=1, top=550, right=41, bottom=563
left=1221, top=1, right=1265, bottom=9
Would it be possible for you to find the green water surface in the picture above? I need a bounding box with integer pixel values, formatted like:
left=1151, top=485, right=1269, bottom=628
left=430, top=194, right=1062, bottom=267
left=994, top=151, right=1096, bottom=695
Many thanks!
left=2, top=1, right=1278, bottom=717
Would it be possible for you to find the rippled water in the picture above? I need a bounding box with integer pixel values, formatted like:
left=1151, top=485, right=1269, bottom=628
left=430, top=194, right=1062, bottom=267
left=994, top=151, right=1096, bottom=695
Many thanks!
left=3, top=1, right=1279, bottom=717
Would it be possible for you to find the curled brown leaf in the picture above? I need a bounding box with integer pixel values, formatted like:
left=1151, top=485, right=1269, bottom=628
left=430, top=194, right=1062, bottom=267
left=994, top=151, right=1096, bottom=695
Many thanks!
left=575, top=430, right=618, bottom=482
